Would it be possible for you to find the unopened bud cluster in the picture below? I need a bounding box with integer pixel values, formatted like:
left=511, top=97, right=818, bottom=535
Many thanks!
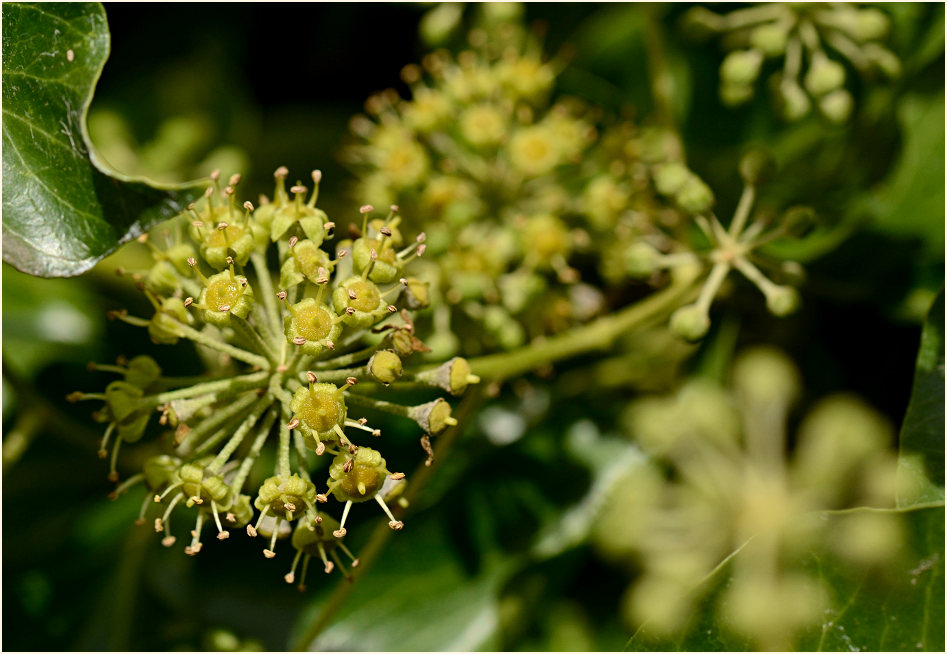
left=594, top=347, right=903, bottom=649
left=344, top=16, right=713, bottom=354
left=684, top=3, right=900, bottom=122
left=71, top=168, right=477, bottom=589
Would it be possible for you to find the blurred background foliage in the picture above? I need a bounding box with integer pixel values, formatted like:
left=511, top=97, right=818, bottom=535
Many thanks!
left=2, top=2, right=944, bottom=651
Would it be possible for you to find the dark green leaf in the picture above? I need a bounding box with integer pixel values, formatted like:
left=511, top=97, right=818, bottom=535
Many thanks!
left=898, top=289, right=945, bottom=507
left=1, top=2, right=202, bottom=278
left=868, top=92, right=945, bottom=255
left=627, top=506, right=945, bottom=652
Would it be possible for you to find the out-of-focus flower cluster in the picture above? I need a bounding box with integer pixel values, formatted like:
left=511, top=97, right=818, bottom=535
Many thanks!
left=684, top=3, right=901, bottom=123
left=69, top=168, right=477, bottom=589
left=344, top=10, right=720, bottom=355
left=593, top=347, right=904, bottom=650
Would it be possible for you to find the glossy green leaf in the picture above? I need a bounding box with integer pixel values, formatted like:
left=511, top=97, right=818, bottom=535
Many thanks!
left=898, top=289, right=945, bottom=507
left=627, top=506, right=945, bottom=652
left=1, top=2, right=202, bottom=278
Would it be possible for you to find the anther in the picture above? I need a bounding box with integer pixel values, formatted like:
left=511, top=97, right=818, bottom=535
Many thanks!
left=389, top=521, right=404, bottom=530
left=226, top=513, right=236, bottom=523
left=333, top=528, right=347, bottom=538
left=217, top=531, right=229, bottom=540
left=210, top=170, right=221, bottom=182
left=337, top=249, right=348, bottom=259
left=289, top=236, right=298, bottom=248
left=345, top=307, right=355, bottom=316
left=343, top=459, right=354, bottom=473
left=229, top=173, right=241, bottom=187
left=291, top=185, right=307, bottom=195
left=277, top=291, right=287, bottom=301
left=380, top=227, right=392, bottom=237
left=387, top=305, right=397, bottom=313
left=390, top=472, right=406, bottom=480
left=161, top=536, right=176, bottom=547
left=346, top=377, right=358, bottom=386
left=275, top=166, right=289, bottom=179
left=293, top=337, right=307, bottom=345
left=316, top=494, right=328, bottom=503
left=287, top=418, right=300, bottom=430
left=359, top=205, right=374, bottom=214
left=284, top=502, right=297, bottom=512
left=247, top=525, right=258, bottom=538
left=307, top=371, right=318, bottom=383
left=312, top=170, right=322, bottom=184
left=243, top=200, right=254, bottom=211
left=348, top=289, right=358, bottom=300
left=184, top=297, right=194, bottom=307
left=216, top=222, right=229, bottom=231
left=263, top=550, right=276, bottom=559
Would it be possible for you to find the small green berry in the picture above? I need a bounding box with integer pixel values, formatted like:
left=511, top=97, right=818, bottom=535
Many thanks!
left=624, top=242, right=661, bottom=279
left=750, top=23, right=788, bottom=57
left=675, top=177, right=715, bottom=214
left=804, top=53, right=846, bottom=97
left=818, top=89, right=853, bottom=124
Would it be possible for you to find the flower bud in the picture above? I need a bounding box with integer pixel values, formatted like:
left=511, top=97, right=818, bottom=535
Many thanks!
left=675, top=177, right=715, bottom=214
left=669, top=305, right=710, bottom=342
left=368, top=350, right=403, bottom=384
left=731, top=346, right=800, bottom=408
left=403, top=277, right=430, bottom=309
left=720, top=82, right=754, bottom=107
left=818, top=89, right=853, bottom=124
left=750, top=23, right=788, bottom=57
left=779, top=80, right=811, bottom=122
left=804, top=52, right=846, bottom=97
left=720, top=49, right=764, bottom=87
left=766, top=285, right=800, bottom=317
left=624, top=242, right=661, bottom=279
left=653, top=163, right=690, bottom=196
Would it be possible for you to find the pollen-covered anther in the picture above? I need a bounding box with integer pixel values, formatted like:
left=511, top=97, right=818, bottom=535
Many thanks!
left=343, top=459, right=355, bottom=473
left=390, top=472, right=406, bottom=480
left=263, top=549, right=276, bottom=559
left=416, top=244, right=427, bottom=256
left=333, top=528, right=347, bottom=538
left=389, top=521, right=404, bottom=530
left=217, top=531, right=229, bottom=540
left=337, top=249, right=348, bottom=259
left=291, top=185, right=307, bottom=195
left=315, top=442, right=326, bottom=456
left=311, top=169, right=323, bottom=184
left=372, top=429, right=381, bottom=437
left=243, top=201, right=254, bottom=211
left=346, top=377, right=358, bottom=387
left=216, top=222, right=229, bottom=231
left=247, top=525, right=258, bottom=538
left=345, top=307, right=355, bottom=316
left=287, top=418, right=300, bottom=430
left=348, top=289, right=358, bottom=300
left=154, top=494, right=162, bottom=503
left=226, top=512, right=236, bottom=523
left=380, top=227, right=392, bottom=237
left=204, top=187, right=214, bottom=199
left=284, top=572, right=295, bottom=584
left=187, top=257, right=198, bottom=267
left=324, top=222, right=335, bottom=232
left=359, top=205, right=374, bottom=214
left=386, top=305, right=397, bottom=313
left=210, top=169, right=221, bottom=182
left=277, top=291, right=287, bottom=301
left=217, top=304, right=231, bottom=312
left=293, top=337, right=307, bottom=345
left=284, top=502, right=297, bottom=512
left=326, top=340, right=336, bottom=350
left=306, top=371, right=318, bottom=384
left=184, top=297, right=194, bottom=307
left=275, top=166, right=289, bottom=178
left=370, top=249, right=378, bottom=261
left=289, top=236, right=299, bottom=248
left=154, top=518, right=163, bottom=533
left=161, top=536, right=176, bottom=547
left=324, top=560, right=334, bottom=574
left=229, top=173, right=241, bottom=186
left=316, top=493, right=328, bottom=503
left=358, top=417, right=368, bottom=425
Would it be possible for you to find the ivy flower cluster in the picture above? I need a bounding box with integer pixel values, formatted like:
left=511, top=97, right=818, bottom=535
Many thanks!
left=343, top=17, right=715, bottom=354
left=68, top=168, right=478, bottom=590
left=685, top=2, right=901, bottom=122
left=593, top=347, right=903, bottom=649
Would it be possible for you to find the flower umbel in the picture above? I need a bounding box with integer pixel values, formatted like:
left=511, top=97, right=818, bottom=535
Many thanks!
left=71, top=168, right=477, bottom=586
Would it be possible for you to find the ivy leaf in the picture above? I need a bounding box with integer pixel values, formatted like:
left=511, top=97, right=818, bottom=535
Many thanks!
left=1, top=2, right=202, bottom=278
left=898, top=289, right=946, bottom=507
left=627, top=506, right=945, bottom=652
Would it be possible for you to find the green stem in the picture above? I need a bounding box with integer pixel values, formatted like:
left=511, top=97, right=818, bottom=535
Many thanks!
left=176, top=391, right=261, bottom=455
left=148, top=371, right=269, bottom=405
left=230, top=408, right=279, bottom=493
left=313, top=343, right=378, bottom=369
left=344, top=393, right=410, bottom=418
left=252, top=251, right=283, bottom=342
left=204, top=396, right=274, bottom=471
left=169, top=320, right=271, bottom=370
left=230, top=314, right=277, bottom=365
left=467, top=266, right=702, bottom=382
left=727, top=184, right=757, bottom=238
